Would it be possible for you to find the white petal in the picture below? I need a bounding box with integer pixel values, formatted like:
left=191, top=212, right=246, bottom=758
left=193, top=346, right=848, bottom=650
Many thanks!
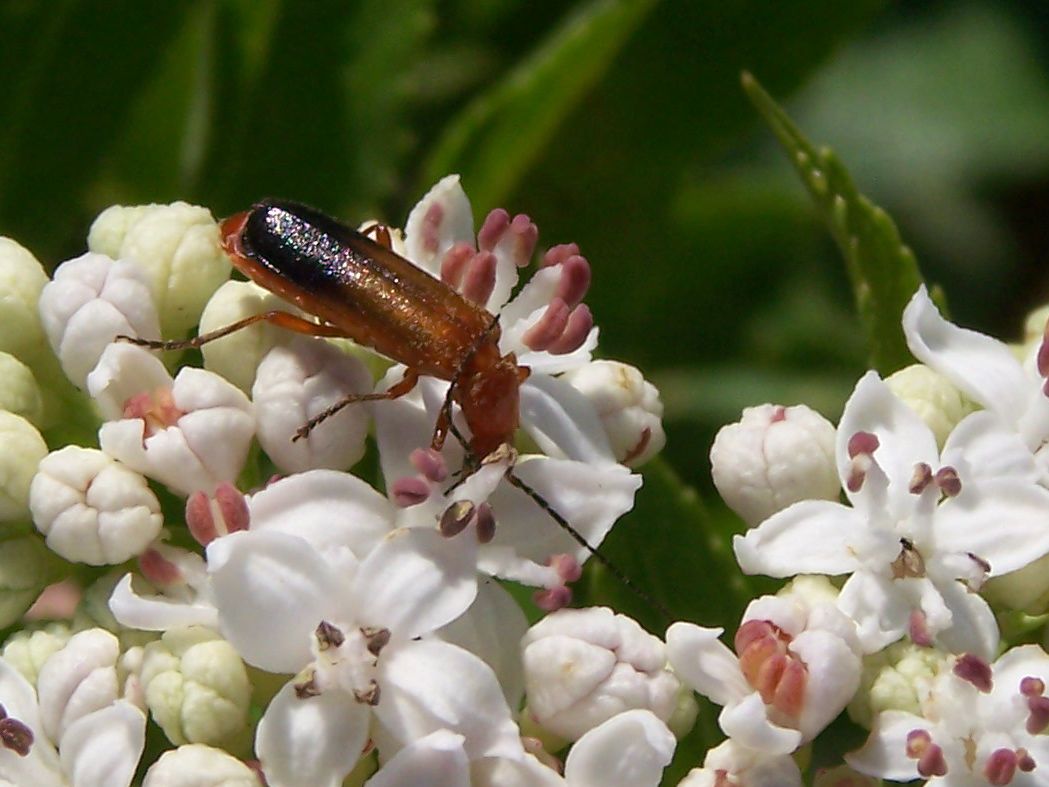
left=256, top=680, right=369, bottom=787
left=365, top=731, right=470, bottom=787
left=0, top=659, right=62, bottom=781
left=719, top=692, right=803, bottom=754
left=836, top=572, right=911, bottom=653
left=517, top=374, right=614, bottom=463
left=903, top=285, right=1030, bottom=421
left=353, top=527, right=477, bottom=640
left=108, top=573, right=218, bottom=631
left=664, top=622, right=749, bottom=706
left=562, top=709, right=675, bottom=787
left=845, top=709, right=924, bottom=781
left=789, top=630, right=861, bottom=741
left=59, top=700, right=145, bottom=787
left=836, top=371, right=938, bottom=500
left=376, top=640, right=522, bottom=761
left=941, top=410, right=1039, bottom=484
left=247, top=470, right=394, bottom=559
left=482, top=456, right=639, bottom=570
left=733, top=500, right=873, bottom=577
left=403, top=175, right=475, bottom=275
left=87, top=343, right=173, bottom=420
left=434, top=580, right=529, bottom=709
left=935, top=480, right=1049, bottom=575
left=471, top=755, right=563, bottom=787
left=932, top=579, right=999, bottom=660
left=207, top=531, right=344, bottom=672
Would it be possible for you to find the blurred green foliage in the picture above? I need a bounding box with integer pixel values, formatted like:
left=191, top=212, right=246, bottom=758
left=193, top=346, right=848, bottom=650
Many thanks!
left=6, top=0, right=1049, bottom=779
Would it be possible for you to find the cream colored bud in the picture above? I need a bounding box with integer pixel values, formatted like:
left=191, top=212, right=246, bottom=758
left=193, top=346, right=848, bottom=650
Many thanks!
left=885, top=364, right=974, bottom=448
left=848, top=640, right=949, bottom=729
left=89, top=202, right=231, bottom=337
left=0, top=351, right=43, bottom=426
left=711, top=404, right=838, bottom=527
left=984, top=553, right=1049, bottom=614
left=0, top=410, right=48, bottom=522
left=141, top=626, right=251, bottom=745
left=0, top=237, right=49, bottom=366
left=522, top=606, right=680, bottom=741
left=143, top=744, right=261, bottom=787
left=562, top=360, right=666, bottom=466
left=197, top=279, right=299, bottom=393
left=1, top=622, right=73, bottom=685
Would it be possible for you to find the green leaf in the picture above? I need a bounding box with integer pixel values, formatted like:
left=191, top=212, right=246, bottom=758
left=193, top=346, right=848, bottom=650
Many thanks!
left=742, top=72, right=923, bottom=374
left=420, top=0, right=657, bottom=212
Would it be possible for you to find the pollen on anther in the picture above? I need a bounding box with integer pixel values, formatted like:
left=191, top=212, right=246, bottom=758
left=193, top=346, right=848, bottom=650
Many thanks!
left=954, top=653, right=993, bottom=692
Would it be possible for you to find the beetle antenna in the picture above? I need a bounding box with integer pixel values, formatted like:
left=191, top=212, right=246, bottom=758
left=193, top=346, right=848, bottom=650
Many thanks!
left=502, top=470, right=671, bottom=623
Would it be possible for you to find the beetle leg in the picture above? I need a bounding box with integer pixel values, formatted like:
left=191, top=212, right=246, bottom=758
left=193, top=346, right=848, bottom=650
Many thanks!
left=292, top=368, right=419, bottom=442
left=118, top=311, right=349, bottom=351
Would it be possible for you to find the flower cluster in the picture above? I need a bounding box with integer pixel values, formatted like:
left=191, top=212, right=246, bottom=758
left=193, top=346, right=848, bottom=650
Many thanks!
left=705, top=285, right=1049, bottom=785
left=0, top=179, right=684, bottom=786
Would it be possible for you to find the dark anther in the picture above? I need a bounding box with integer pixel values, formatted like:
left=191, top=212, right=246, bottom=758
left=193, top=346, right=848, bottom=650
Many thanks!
left=440, top=500, right=475, bottom=537
left=315, top=621, right=345, bottom=650
left=363, top=627, right=391, bottom=657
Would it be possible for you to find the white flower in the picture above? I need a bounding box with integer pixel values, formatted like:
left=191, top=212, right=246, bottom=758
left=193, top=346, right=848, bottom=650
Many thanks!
left=521, top=606, right=680, bottom=741
left=204, top=522, right=523, bottom=786
left=676, top=739, right=802, bottom=787
left=373, top=710, right=675, bottom=787
left=1, top=625, right=72, bottom=687
left=109, top=544, right=218, bottom=632
left=903, top=285, right=1049, bottom=481
left=37, top=253, right=160, bottom=389
left=848, top=645, right=1049, bottom=785
left=252, top=337, right=373, bottom=473
left=0, top=236, right=50, bottom=368
left=377, top=376, right=640, bottom=596
left=30, top=446, right=163, bottom=565
left=734, top=371, right=1049, bottom=657
left=88, top=343, right=254, bottom=496
left=142, top=744, right=260, bottom=787
left=711, top=403, right=839, bottom=527
left=140, top=626, right=250, bottom=745
left=87, top=202, right=230, bottom=338
left=0, top=629, right=145, bottom=787
left=561, top=360, right=666, bottom=466
left=0, top=410, right=48, bottom=522
left=667, top=583, right=862, bottom=754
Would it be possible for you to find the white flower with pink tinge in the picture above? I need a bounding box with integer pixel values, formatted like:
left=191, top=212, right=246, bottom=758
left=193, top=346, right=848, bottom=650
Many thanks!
left=733, top=371, right=1049, bottom=657
left=666, top=583, right=862, bottom=755
left=87, top=343, right=254, bottom=497
left=848, top=646, right=1049, bottom=786
left=676, top=739, right=802, bottom=787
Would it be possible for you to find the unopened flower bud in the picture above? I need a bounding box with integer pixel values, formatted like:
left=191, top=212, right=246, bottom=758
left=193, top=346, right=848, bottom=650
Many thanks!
left=197, top=279, right=297, bottom=393
left=36, top=628, right=131, bottom=742
left=88, top=202, right=231, bottom=337
left=0, top=237, right=50, bottom=367
left=30, top=446, right=163, bottom=565
left=0, top=352, right=43, bottom=426
left=562, top=360, right=666, bottom=466
left=37, top=252, right=160, bottom=388
left=711, top=404, right=838, bottom=526
left=0, top=536, right=61, bottom=628
left=253, top=338, right=373, bottom=473
left=0, top=410, right=48, bottom=522
left=522, top=606, right=680, bottom=741
left=1, top=622, right=73, bottom=685
left=885, top=364, right=974, bottom=448
left=983, top=553, right=1049, bottom=614
left=848, top=640, right=949, bottom=729
left=143, top=744, right=261, bottom=787
left=141, top=626, right=251, bottom=745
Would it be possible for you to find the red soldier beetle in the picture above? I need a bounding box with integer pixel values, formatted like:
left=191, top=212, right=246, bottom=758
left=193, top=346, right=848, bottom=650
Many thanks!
left=122, top=199, right=668, bottom=619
